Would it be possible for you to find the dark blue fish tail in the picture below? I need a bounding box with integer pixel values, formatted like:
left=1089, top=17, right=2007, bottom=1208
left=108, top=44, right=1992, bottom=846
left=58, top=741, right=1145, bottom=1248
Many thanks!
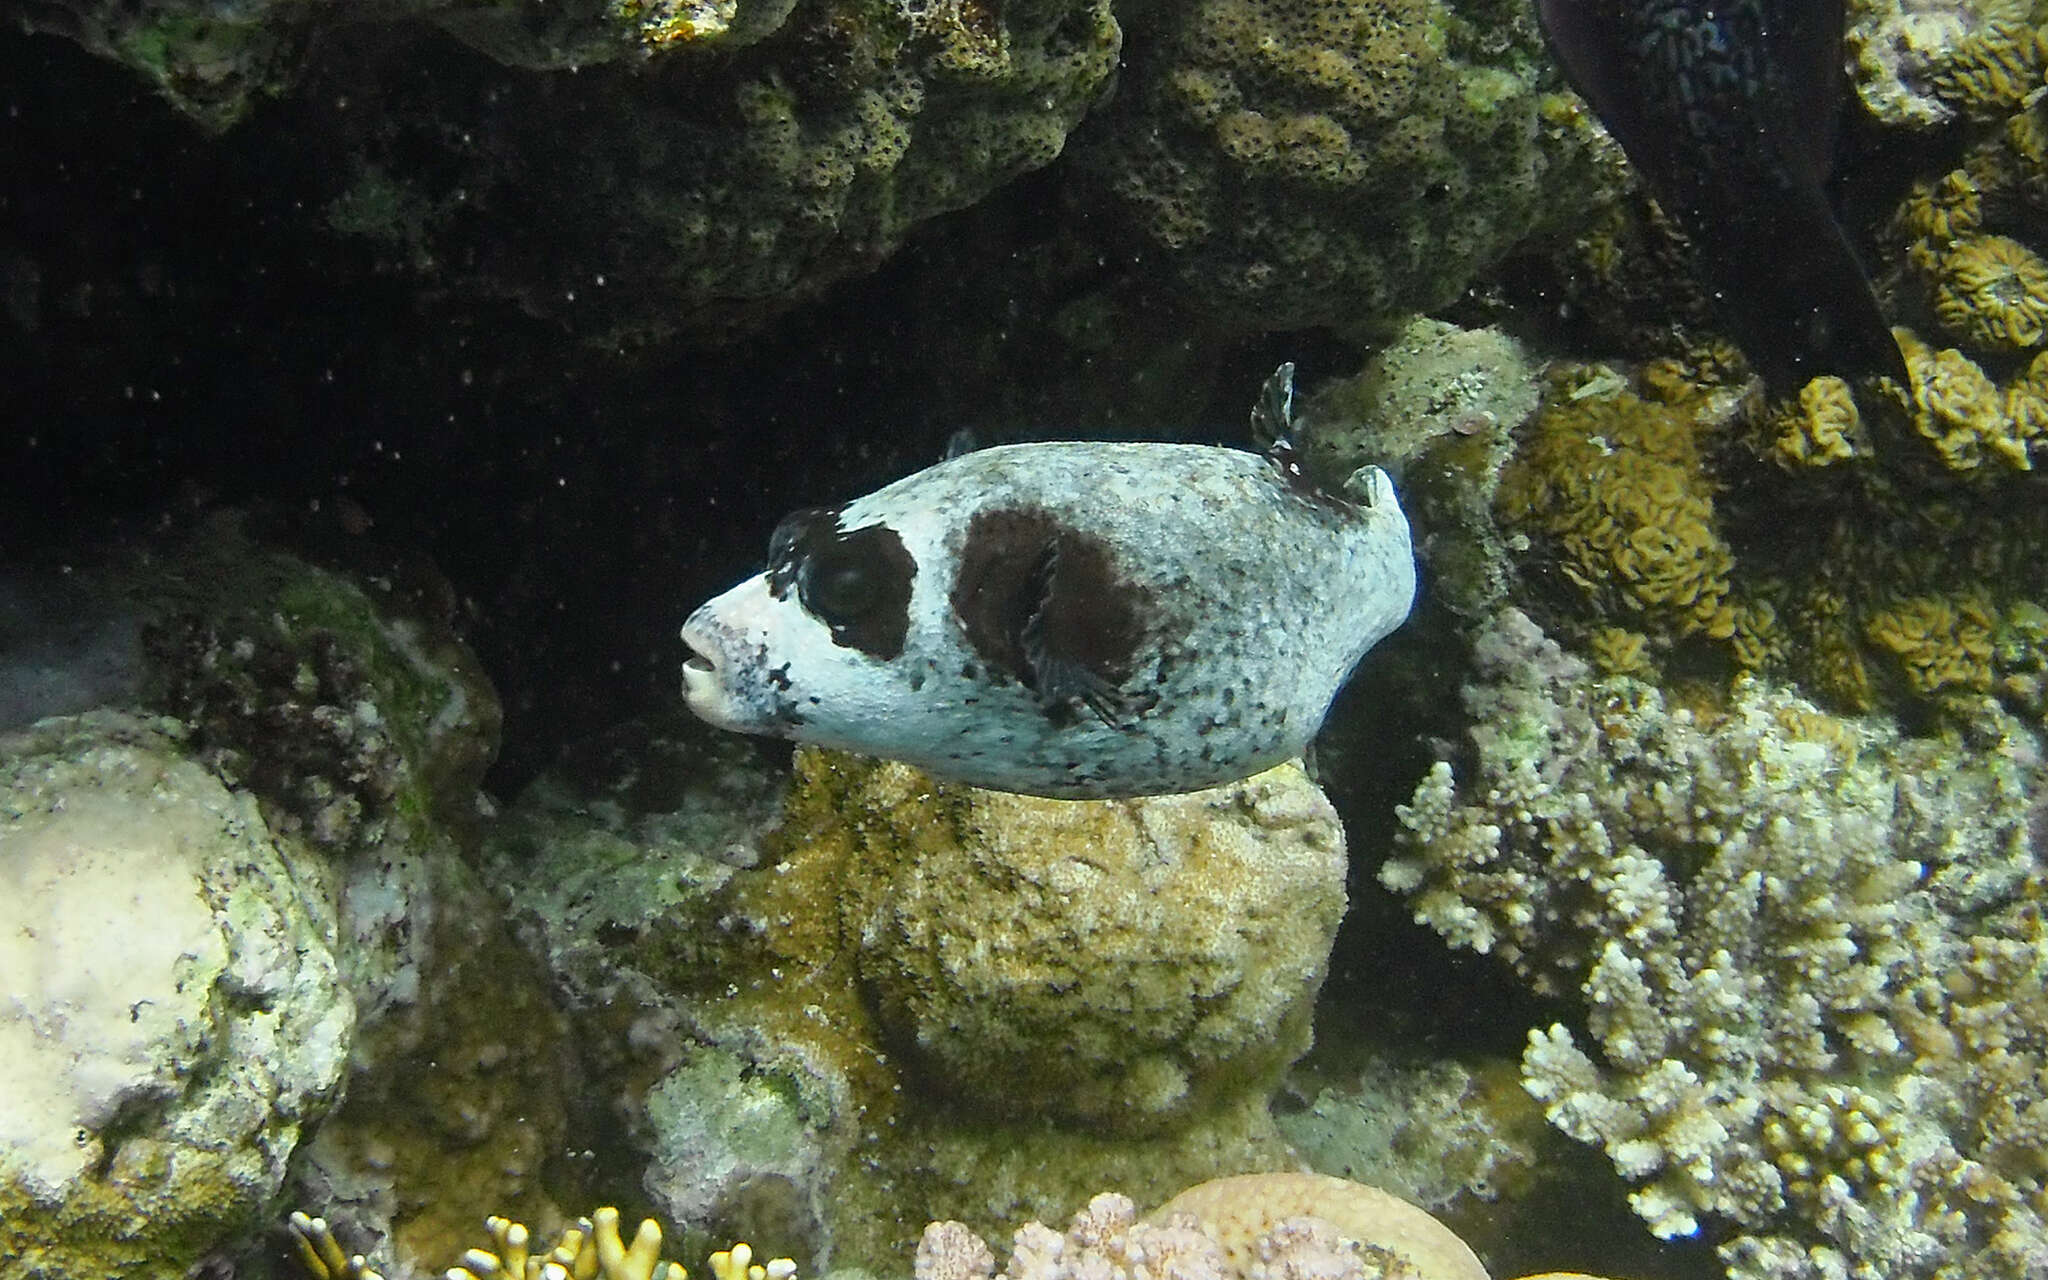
left=1539, top=0, right=1908, bottom=392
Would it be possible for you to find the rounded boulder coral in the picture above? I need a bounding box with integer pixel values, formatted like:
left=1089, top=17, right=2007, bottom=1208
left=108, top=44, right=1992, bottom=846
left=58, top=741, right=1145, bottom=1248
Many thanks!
left=1073, top=0, right=1588, bottom=331
left=808, top=751, right=1349, bottom=1134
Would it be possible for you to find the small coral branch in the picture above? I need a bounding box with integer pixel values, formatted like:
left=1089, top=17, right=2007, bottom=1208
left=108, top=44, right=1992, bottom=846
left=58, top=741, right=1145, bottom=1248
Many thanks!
left=287, top=1206, right=795, bottom=1280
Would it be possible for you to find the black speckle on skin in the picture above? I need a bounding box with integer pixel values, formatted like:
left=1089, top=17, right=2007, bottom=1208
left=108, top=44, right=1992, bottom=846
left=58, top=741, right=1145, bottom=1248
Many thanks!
left=767, top=663, right=794, bottom=692
left=766, top=505, right=916, bottom=659
left=949, top=506, right=1152, bottom=705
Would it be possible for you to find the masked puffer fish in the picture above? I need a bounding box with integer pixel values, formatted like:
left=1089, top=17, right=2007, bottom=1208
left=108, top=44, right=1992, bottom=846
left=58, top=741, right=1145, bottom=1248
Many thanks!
left=681, top=383, right=1415, bottom=799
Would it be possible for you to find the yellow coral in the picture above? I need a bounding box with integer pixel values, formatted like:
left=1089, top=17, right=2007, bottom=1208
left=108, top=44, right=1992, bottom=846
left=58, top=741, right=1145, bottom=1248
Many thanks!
left=1903, top=334, right=2034, bottom=470
left=611, top=0, right=733, bottom=46
left=1768, top=374, right=1861, bottom=467
left=1588, top=626, right=1656, bottom=678
left=1863, top=594, right=1999, bottom=697
left=1895, top=169, right=1984, bottom=247
left=1924, top=21, right=2048, bottom=117
left=2003, top=349, right=2048, bottom=455
left=289, top=1213, right=384, bottom=1280
left=1932, top=233, right=2048, bottom=352
left=1729, top=601, right=1787, bottom=672
left=1499, top=383, right=1738, bottom=640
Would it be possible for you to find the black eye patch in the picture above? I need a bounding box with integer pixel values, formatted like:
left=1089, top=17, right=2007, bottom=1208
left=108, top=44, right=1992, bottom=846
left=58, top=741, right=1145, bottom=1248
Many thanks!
left=765, top=505, right=914, bottom=660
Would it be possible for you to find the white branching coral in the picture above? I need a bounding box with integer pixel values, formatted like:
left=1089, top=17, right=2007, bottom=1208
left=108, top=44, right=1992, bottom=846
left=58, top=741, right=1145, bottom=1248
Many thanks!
left=1382, top=609, right=2048, bottom=1280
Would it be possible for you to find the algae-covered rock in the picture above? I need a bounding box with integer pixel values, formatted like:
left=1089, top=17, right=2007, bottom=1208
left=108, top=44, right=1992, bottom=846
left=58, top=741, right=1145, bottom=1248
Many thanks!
left=1298, top=318, right=1541, bottom=619
left=14, top=0, right=1123, bottom=346
left=0, top=710, right=352, bottom=1280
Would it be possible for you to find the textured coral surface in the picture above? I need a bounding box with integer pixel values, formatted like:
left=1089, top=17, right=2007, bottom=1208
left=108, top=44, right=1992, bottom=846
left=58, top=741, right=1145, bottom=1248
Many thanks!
left=0, top=712, right=352, bottom=1280
left=1384, top=610, right=2048, bottom=1280
left=1073, top=0, right=1596, bottom=331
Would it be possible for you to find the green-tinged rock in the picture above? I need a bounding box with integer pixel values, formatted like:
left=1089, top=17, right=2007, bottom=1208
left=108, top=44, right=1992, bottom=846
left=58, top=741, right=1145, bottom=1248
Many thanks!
left=0, top=710, right=353, bottom=1280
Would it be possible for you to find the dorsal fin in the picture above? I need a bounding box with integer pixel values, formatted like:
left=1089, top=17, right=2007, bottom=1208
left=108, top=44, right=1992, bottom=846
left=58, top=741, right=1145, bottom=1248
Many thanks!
left=1250, top=362, right=1297, bottom=451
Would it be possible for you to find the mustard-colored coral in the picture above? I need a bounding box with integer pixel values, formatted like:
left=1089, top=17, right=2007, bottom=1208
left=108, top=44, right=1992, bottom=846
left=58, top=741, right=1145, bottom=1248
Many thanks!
left=797, top=749, right=1349, bottom=1134
left=1587, top=626, right=1656, bottom=678
left=289, top=1213, right=384, bottom=1280
left=1900, top=332, right=2036, bottom=470
left=1766, top=374, right=1861, bottom=467
left=1498, top=381, right=1737, bottom=640
left=293, top=1205, right=791, bottom=1280
left=1895, top=169, right=1984, bottom=248
left=1924, top=20, right=2048, bottom=118
left=1931, top=233, right=2048, bottom=352
left=1863, top=593, right=2000, bottom=698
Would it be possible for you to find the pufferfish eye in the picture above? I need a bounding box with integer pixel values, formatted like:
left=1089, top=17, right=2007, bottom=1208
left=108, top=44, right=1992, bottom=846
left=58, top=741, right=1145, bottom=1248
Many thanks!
left=799, top=543, right=880, bottom=624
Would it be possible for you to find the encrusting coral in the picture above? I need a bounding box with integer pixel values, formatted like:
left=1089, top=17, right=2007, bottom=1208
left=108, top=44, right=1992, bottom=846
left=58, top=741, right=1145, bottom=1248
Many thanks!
left=1382, top=608, right=2048, bottom=1280
left=912, top=1171, right=1650, bottom=1280
left=1072, top=0, right=1603, bottom=332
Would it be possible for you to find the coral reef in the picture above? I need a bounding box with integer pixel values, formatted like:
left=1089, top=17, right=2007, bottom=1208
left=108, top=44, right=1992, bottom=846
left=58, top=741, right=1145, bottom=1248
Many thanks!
left=483, top=729, right=1345, bottom=1270
left=1072, top=0, right=1603, bottom=332
left=0, top=711, right=352, bottom=1280
left=12, top=0, right=1121, bottom=342
left=810, top=750, right=1349, bottom=1133
left=135, top=515, right=501, bottom=851
left=1848, top=0, right=2048, bottom=128
left=1382, top=608, right=2048, bottom=1280
left=1297, top=319, right=1542, bottom=619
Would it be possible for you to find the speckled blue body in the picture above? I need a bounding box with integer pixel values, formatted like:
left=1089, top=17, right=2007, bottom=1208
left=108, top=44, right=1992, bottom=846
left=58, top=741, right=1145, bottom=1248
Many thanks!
left=681, top=441, right=1415, bottom=798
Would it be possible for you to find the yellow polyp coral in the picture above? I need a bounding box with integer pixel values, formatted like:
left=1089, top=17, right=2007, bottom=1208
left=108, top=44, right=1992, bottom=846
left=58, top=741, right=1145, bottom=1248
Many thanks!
left=1766, top=374, right=1861, bottom=467
left=1728, top=601, right=1788, bottom=672
left=2003, top=348, right=2048, bottom=443
left=1923, top=20, right=2048, bottom=118
left=1900, top=332, right=2036, bottom=470
left=1588, top=626, right=1656, bottom=678
left=1931, top=233, right=2048, bottom=352
left=1895, top=169, right=1984, bottom=248
left=1498, top=379, right=1739, bottom=642
left=1863, top=593, right=2000, bottom=698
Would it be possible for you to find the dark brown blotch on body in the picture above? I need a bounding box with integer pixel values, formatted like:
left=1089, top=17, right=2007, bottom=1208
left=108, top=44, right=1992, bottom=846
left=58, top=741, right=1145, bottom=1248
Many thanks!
left=949, top=507, right=1153, bottom=706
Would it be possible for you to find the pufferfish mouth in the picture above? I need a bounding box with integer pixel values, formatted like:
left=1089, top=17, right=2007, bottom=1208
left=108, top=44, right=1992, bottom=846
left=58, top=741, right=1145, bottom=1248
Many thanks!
left=680, top=620, right=734, bottom=719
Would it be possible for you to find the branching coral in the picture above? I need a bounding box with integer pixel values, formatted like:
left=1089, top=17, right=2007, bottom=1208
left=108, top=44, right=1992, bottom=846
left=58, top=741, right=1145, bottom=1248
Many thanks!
left=1381, top=608, right=2048, bottom=1280
left=289, top=1206, right=792, bottom=1280
left=914, top=1175, right=1491, bottom=1280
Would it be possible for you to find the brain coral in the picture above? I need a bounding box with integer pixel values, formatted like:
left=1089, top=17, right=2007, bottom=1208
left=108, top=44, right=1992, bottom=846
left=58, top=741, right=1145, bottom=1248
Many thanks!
left=1382, top=608, right=2048, bottom=1280
left=1072, top=0, right=1593, bottom=331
